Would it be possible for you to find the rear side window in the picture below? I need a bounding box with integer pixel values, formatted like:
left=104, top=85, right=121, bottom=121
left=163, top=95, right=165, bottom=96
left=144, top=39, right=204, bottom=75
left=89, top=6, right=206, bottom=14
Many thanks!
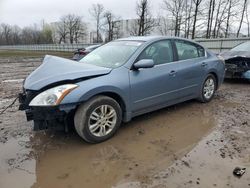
left=175, top=40, right=205, bottom=61
left=138, top=40, right=174, bottom=65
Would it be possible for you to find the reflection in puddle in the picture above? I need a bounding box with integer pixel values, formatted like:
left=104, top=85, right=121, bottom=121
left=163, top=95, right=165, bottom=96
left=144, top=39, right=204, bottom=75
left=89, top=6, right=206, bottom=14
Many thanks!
left=0, top=101, right=215, bottom=188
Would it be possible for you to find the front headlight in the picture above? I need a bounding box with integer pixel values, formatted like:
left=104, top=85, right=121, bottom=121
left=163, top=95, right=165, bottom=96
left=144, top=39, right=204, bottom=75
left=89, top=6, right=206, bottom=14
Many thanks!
left=29, top=84, right=78, bottom=106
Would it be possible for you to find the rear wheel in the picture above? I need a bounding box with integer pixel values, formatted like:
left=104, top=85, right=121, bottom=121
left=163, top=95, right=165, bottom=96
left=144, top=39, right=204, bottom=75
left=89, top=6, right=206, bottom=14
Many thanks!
left=74, top=95, right=122, bottom=143
left=199, top=74, right=217, bottom=103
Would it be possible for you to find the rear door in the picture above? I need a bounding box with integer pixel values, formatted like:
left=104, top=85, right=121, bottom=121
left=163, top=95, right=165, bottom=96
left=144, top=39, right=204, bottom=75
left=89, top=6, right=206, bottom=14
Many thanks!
left=172, top=39, right=207, bottom=97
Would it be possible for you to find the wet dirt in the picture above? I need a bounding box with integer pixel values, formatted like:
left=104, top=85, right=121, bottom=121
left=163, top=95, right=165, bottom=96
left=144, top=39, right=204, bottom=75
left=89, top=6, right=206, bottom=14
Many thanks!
left=0, top=57, right=249, bottom=188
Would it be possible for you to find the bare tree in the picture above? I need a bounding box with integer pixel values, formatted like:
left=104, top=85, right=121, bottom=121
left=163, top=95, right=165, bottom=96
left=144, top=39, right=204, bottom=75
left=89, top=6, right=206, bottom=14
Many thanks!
left=216, top=1, right=230, bottom=38
left=103, top=11, right=121, bottom=41
left=204, top=0, right=239, bottom=38
left=21, top=25, right=43, bottom=44
left=209, top=0, right=216, bottom=37
left=89, top=3, right=104, bottom=42
left=157, top=16, right=174, bottom=36
left=66, top=14, right=78, bottom=44
left=212, top=0, right=222, bottom=38
left=134, top=0, right=157, bottom=36
left=183, top=0, right=191, bottom=38
left=11, top=25, right=21, bottom=44
left=206, top=0, right=229, bottom=38
left=191, top=0, right=204, bottom=39
left=41, top=24, right=54, bottom=43
left=66, top=14, right=85, bottom=44
left=0, top=22, right=54, bottom=45
left=225, top=0, right=238, bottom=37
left=237, top=0, right=248, bottom=37
left=73, top=19, right=87, bottom=44
left=57, top=14, right=87, bottom=44
left=1, top=24, right=12, bottom=44
left=206, top=0, right=216, bottom=38
left=0, top=19, right=85, bottom=45
left=185, top=0, right=194, bottom=38
left=57, top=17, right=68, bottom=44
left=163, top=0, right=185, bottom=37
left=130, top=20, right=140, bottom=36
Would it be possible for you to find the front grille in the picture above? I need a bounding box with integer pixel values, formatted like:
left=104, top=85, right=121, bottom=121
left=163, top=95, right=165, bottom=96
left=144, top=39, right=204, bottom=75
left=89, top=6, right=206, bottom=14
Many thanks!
left=19, top=90, right=39, bottom=110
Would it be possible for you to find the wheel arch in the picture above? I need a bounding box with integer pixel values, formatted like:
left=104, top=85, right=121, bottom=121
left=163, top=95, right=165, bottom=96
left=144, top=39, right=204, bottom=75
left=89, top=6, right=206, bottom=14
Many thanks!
left=208, top=71, right=219, bottom=90
left=93, top=92, right=127, bottom=114
left=76, top=89, right=129, bottom=121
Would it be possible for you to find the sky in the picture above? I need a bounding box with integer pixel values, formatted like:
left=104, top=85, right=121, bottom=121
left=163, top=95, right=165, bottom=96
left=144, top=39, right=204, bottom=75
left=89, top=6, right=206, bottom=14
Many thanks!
left=0, top=0, right=162, bottom=27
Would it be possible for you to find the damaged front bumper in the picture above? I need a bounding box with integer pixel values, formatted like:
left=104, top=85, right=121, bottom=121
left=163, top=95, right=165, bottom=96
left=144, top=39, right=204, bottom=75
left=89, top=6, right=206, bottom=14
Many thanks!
left=225, top=56, right=250, bottom=80
left=225, top=64, right=250, bottom=80
left=18, top=91, right=76, bottom=131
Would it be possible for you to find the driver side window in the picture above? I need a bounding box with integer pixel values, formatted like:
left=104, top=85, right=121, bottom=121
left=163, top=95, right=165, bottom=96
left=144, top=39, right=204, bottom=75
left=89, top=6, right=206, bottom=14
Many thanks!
left=137, top=40, right=174, bottom=65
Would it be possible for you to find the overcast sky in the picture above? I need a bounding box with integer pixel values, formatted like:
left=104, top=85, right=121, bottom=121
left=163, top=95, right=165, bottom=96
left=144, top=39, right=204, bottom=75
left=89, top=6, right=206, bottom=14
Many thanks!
left=0, top=0, right=162, bottom=27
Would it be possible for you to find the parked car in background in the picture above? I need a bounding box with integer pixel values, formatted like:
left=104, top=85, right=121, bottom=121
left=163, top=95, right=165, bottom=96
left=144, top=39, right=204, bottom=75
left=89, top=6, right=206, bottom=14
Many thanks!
left=72, top=44, right=101, bottom=61
left=220, top=41, right=250, bottom=81
left=19, top=36, right=225, bottom=143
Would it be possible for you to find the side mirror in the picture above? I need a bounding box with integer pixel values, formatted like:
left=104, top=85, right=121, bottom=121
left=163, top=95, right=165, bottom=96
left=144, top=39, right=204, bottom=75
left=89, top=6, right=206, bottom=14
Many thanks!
left=133, top=59, right=154, bottom=70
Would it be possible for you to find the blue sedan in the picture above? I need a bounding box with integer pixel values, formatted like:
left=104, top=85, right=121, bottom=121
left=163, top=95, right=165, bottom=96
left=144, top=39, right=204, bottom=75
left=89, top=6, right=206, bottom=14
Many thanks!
left=19, top=36, right=225, bottom=143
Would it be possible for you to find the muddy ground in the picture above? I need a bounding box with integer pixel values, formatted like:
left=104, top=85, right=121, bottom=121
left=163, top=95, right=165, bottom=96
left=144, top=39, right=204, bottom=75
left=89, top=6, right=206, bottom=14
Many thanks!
left=0, top=57, right=249, bottom=188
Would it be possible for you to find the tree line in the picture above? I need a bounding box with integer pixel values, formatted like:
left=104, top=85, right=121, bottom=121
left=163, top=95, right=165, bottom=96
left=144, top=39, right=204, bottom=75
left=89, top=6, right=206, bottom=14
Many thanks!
left=0, top=0, right=249, bottom=45
left=163, top=0, right=250, bottom=39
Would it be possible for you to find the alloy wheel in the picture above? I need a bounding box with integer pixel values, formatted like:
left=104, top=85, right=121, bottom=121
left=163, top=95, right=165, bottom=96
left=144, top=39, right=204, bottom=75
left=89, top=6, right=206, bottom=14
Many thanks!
left=203, top=78, right=215, bottom=100
left=88, top=105, right=117, bottom=137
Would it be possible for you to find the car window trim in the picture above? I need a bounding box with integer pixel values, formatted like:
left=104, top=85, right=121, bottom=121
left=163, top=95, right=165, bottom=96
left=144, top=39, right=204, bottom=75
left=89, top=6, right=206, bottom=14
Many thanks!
left=151, top=55, right=207, bottom=67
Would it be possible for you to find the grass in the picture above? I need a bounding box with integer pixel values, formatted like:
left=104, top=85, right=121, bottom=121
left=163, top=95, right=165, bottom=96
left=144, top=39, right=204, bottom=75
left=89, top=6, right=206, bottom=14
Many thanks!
left=0, top=50, right=72, bottom=58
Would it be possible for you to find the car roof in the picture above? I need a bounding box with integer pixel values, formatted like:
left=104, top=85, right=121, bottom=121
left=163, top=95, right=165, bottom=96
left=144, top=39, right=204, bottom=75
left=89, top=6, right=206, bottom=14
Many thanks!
left=117, top=36, right=204, bottom=47
left=117, top=36, right=163, bottom=42
left=86, top=44, right=101, bottom=49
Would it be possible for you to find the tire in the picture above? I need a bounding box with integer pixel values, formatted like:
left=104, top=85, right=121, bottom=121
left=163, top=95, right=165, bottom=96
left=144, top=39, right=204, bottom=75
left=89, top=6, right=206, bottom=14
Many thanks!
left=74, top=95, right=122, bottom=143
left=198, top=74, right=217, bottom=103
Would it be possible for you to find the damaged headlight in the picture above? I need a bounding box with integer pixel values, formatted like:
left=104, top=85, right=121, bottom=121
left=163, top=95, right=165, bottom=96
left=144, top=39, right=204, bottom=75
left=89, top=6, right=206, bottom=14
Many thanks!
left=29, top=84, right=78, bottom=106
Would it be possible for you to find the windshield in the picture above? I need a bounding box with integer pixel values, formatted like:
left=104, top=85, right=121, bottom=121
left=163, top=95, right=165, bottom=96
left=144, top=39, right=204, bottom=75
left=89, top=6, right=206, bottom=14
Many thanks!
left=231, top=41, right=250, bottom=52
left=80, top=41, right=143, bottom=68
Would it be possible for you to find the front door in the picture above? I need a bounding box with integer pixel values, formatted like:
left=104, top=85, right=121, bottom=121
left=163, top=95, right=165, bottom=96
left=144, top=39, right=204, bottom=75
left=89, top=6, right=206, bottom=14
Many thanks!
left=129, top=40, right=180, bottom=112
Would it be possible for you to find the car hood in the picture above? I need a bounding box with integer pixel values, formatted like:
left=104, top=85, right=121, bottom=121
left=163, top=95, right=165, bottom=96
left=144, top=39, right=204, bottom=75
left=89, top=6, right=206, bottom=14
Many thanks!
left=24, top=55, right=111, bottom=90
left=220, top=51, right=250, bottom=60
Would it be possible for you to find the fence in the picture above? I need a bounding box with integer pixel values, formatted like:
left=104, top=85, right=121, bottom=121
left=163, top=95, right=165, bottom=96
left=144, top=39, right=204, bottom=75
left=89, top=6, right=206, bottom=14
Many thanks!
left=0, top=38, right=249, bottom=53
left=0, top=43, right=97, bottom=52
left=195, top=37, right=250, bottom=53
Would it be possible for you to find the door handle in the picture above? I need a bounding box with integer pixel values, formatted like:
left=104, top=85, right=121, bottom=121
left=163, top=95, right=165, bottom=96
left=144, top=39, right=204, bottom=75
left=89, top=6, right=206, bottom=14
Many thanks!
left=169, top=70, right=176, bottom=76
left=201, top=62, right=208, bottom=67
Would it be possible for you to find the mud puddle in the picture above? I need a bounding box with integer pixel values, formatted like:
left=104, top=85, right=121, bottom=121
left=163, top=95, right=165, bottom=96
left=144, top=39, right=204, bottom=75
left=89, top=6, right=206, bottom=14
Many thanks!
left=117, top=130, right=250, bottom=188
left=115, top=82, right=250, bottom=188
left=1, top=100, right=215, bottom=188
left=0, top=137, right=36, bottom=188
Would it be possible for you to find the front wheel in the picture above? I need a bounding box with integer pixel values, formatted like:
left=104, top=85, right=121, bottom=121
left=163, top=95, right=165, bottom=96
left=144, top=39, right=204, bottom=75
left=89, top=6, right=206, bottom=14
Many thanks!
left=199, top=74, right=217, bottom=103
left=74, top=96, right=122, bottom=143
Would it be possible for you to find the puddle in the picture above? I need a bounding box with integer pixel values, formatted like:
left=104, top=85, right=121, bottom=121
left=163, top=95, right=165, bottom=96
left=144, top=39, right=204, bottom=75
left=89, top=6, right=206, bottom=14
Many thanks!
left=0, top=101, right=215, bottom=188
left=0, top=137, right=36, bottom=188
left=133, top=130, right=250, bottom=188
